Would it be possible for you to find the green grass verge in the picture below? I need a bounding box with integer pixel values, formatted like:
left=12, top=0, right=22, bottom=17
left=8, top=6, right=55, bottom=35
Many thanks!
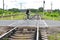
left=48, top=33, right=60, bottom=40
left=30, top=13, right=36, bottom=16
left=0, top=13, right=26, bottom=20
left=38, top=12, right=60, bottom=21
left=0, top=12, right=35, bottom=20
left=42, top=15, right=60, bottom=20
left=3, top=38, right=9, bottom=40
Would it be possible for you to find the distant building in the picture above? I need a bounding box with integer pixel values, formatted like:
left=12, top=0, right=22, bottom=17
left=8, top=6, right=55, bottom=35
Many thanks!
left=45, top=9, right=52, bottom=12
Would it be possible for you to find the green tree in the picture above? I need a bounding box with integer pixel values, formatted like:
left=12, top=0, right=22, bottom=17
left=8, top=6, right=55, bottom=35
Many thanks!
left=29, top=9, right=37, bottom=13
left=53, top=9, right=60, bottom=13
left=8, top=8, right=20, bottom=12
left=38, top=7, right=43, bottom=12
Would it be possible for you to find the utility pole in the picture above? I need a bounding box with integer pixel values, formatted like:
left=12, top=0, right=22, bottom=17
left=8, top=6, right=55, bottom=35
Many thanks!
left=51, top=2, right=54, bottom=20
left=43, top=0, right=45, bottom=16
left=10, top=0, right=16, bottom=20
left=20, top=3, right=25, bottom=9
left=20, top=3, right=22, bottom=9
left=3, top=0, right=4, bottom=13
left=6, top=5, right=8, bottom=10
left=2, top=0, right=4, bottom=19
left=51, top=2, right=52, bottom=14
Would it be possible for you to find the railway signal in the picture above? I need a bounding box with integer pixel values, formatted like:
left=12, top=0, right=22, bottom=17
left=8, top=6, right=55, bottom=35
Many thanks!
left=51, top=2, right=52, bottom=14
left=43, top=0, right=45, bottom=16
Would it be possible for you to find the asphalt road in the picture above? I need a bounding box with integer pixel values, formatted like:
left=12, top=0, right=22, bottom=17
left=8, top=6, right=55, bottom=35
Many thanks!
left=0, top=20, right=60, bottom=27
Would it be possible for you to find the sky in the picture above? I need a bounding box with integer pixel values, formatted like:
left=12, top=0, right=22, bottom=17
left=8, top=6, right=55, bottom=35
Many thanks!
left=0, top=0, right=60, bottom=10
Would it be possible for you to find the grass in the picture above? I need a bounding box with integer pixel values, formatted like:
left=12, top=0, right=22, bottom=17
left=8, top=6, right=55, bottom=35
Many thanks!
left=38, top=12, right=60, bottom=21
left=48, top=33, right=60, bottom=40
left=0, top=12, right=35, bottom=20
left=0, top=12, right=60, bottom=20
left=0, top=12, right=26, bottom=20
left=13, top=14, right=26, bottom=20
left=42, top=15, right=60, bottom=20
left=3, top=38, right=9, bottom=40
left=0, top=15, right=26, bottom=20
left=30, top=13, right=36, bottom=16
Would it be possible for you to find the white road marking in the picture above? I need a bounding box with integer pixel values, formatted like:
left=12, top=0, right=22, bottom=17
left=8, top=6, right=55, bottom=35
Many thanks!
left=39, top=15, right=48, bottom=27
left=8, top=22, right=15, bottom=26
left=39, top=15, right=41, bottom=20
left=8, top=21, right=18, bottom=26
left=43, top=20, right=48, bottom=27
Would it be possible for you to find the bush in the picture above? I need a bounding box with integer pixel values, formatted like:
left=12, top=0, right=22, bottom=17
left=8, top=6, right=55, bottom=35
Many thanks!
left=0, top=9, right=3, bottom=14
left=50, top=13, right=59, bottom=17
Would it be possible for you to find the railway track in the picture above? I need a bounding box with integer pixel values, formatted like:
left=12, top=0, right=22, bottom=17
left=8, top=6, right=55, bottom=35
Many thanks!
left=8, top=27, right=37, bottom=40
left=0, top=26, right=48, bottom=40
left=0, top=14, right=49, bottom=40
left=0, top=27, right=37, bottom=40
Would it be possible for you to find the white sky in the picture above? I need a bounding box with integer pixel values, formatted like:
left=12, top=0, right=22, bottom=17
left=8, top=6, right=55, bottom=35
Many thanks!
left=0, top=0, right=60, bottom=10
